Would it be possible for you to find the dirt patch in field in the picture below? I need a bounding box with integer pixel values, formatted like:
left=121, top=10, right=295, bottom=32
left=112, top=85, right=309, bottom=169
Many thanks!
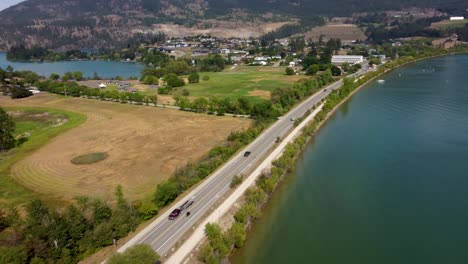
left=302, top=23, right=367, bottom=42
left=0, top=93, right=250, bottom=202
left=248, top=90, right=271, bottom=99
left=156, top=95, right=176, bottom=105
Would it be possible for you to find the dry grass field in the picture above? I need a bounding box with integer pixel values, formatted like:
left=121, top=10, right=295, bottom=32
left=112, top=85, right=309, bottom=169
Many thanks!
left=148, top=21, right=290, bottom=38
left=0, top=93, right=250, bottom=203
left=303, top=23, right=367, bottom=42
left=431, top=19, right=468, bottom=30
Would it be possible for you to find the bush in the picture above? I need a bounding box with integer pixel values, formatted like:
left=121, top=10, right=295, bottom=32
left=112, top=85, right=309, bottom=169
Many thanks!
left=143, top=75, right=158, bottom=85
left=230, top=175, right=243, bottom=188
left=153, top=181, right=179, bottom=208
left=331, top=65, right=341, bottom=76
left=10, top=86, right=33, bottom=99
left=188, top=72, right=200, bottom=83
left=306, top=64, right=320, bottom=75
left=202, top=75, right=210, bottom=81
left=137, top=200, right=159, bottom=220
left=0, top=107, right=16, bottom=152
left=108, top=244, right=160, bottom=264
left=165, top=73, right=185, bottom=87
left=285, top=67, right=295, bottom=75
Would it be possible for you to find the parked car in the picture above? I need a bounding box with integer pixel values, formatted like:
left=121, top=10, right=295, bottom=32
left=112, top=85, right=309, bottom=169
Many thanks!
left=168, top=209, right=181, bottom=220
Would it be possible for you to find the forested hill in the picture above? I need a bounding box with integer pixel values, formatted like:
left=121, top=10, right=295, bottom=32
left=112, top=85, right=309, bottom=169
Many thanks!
left=0, top=0, right=467, bottom=49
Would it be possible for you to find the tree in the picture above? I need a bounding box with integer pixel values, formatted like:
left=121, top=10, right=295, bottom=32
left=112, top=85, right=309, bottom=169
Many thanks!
left=166, top=60, right=191, bottom=75
left=142, top=67, right=166, bottom=78
left=192, top=97, right=209, bottom=112
left=0, top=107, right=16, bottom=152
left=10, top=87, right=33, bottom=99
left=147, top=95, right=158, bottom=106
left=229, top=222, right=246, bottom=248
left=22, top=71, right=40, bottom=84
left=188, top=72, right=200, bottom=83
left=49, top=73, right=60, bottom=80
left=62, top=72, right=74, bottom=81
left=331, top=65, right=342, bottom=76
left=108, top=244, right=160, bottom=264
left=143, top=75, right=158, bottom=85
left=73, top=71, right=84, bottom=81
left=306, top=64, right=320, bottom=75
left=153, top=181, right=179, bottom=207
left=200, top=54, right=225, bottom=72
left=138, top=200, right=158, bottom=220
left=285, top=67, right=295, bottom=75
left=165, top=73, right=185, bottom=87
left=369, top=57, right=382, bottom=65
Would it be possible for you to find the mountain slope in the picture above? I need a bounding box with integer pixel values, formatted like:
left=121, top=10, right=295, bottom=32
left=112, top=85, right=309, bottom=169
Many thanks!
left=0, top=0, right=467, bottom=50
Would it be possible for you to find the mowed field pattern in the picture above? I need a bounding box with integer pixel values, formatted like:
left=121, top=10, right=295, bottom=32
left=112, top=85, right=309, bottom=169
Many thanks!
left=0, top=93, right=250, bottom=202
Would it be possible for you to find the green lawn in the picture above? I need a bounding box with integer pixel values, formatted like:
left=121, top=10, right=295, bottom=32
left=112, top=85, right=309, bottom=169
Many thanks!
left=184, top=66, right=302, bottom=99
left=0, top=108, right=86, bottom=206
left=432, top=19, right=468, bottom=29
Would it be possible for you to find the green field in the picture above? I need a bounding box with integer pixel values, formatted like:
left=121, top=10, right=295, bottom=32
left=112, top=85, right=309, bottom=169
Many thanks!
left=0, top=108, right=86, bottom=206
left=432, top=19, right=468, bottom=29
left=183, top=66, right=302, bottom=99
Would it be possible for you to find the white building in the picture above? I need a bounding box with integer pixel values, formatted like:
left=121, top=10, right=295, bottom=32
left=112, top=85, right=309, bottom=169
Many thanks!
left=450, top=17, right=465, bottom=21
left=254, top=56, right=269, bottom=61
left=220, top=48, right=231, bottom=54
left=331, top=55, right=364, bottom=65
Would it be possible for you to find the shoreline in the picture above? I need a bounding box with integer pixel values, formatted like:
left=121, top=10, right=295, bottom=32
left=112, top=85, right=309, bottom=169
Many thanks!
left=216, top=49, right=468, bottom=263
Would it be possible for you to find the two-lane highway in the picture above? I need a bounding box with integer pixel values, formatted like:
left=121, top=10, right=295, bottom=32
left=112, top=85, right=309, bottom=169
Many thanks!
left=117, top=67, right=368, bottom=257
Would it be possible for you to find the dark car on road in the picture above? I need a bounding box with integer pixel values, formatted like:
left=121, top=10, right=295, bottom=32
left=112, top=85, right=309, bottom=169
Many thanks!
left=244, top=151, right=251, bottom=157
left=180, top=200, right=194, bottom=210
left=168, top=209, right=181, bottom=220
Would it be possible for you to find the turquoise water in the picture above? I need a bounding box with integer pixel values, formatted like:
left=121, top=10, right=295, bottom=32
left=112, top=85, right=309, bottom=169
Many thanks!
left=232, top=54, right=468, bottom=264
left=0, top=52, right=144, bottom=78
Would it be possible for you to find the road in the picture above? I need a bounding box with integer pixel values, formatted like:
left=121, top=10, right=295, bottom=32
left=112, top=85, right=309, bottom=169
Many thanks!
left=117, top=67, right=368, bottom=257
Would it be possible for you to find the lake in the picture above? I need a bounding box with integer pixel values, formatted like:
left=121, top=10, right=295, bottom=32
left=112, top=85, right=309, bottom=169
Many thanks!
left=232, top=54, right=468, bottom=264
left=0, top=52, right=144, bottom=79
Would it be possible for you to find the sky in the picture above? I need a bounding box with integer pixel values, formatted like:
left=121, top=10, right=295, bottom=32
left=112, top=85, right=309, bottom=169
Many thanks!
left=0, top=0, right=24, bottom=11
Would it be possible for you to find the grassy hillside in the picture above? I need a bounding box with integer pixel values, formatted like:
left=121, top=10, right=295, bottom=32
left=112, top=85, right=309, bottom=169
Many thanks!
left=0, top=0, right=467, bottom=49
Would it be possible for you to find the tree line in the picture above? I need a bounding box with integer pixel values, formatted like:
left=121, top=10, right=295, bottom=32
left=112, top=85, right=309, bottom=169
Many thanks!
left=0, top=186, right=142, bottom=263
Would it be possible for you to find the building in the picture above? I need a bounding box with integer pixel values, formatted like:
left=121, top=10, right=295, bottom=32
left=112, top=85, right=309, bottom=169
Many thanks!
left=450, top=17, right=465, bottom=21
left=220, top=48, right=231, bottom=54
left=331, top=55, right=364, bottom=65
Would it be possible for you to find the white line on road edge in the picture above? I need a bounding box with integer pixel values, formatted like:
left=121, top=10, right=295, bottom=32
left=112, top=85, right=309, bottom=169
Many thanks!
left=165, top=103, right=325, bottom=264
